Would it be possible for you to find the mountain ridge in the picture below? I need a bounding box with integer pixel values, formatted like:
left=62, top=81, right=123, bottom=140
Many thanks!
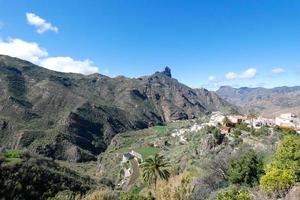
left=0, top=55, right=236, bottom=162
left=217, top=85, right=300, bottom=116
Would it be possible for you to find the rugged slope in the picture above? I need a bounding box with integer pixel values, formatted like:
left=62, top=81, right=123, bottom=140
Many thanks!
left=0, top=55, right=234, bottom=162
left=217, top=86, right=300, bottom=116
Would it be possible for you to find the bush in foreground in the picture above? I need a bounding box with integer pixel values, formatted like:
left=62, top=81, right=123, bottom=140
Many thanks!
left=217, top=186, right=253, bottom=200
left=260, top=135, right=300, bottom=197
left=227, top=151, right=264, bottom=186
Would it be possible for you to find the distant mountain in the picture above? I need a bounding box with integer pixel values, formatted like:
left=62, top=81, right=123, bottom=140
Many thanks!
left=0, top=55, right=235, bottom=162
left=217, top=85, right=300, bottom=116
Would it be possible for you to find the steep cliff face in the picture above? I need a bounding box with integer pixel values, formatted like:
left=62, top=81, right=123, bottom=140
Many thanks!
left=0, top=55, right=234, bottom=161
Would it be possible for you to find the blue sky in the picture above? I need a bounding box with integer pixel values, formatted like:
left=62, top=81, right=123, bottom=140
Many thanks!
left=0, top=0, right=300, bottom=90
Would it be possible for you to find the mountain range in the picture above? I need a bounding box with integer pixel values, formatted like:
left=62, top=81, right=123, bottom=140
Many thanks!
left=0, top=55, right=235, bottom=162
left=217, top=85, right=300, bottom=117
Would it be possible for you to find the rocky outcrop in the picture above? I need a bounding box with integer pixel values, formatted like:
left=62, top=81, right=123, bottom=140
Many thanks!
left=284, top=185, right=300, bottom=200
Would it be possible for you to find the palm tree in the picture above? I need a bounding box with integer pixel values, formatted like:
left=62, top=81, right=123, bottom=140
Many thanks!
left=223, top=117, right=233, bottom=127
left=141, top=153, right=170, bottom=193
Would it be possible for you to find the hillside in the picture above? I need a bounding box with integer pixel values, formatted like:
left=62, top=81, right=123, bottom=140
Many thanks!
left=0, top=150, right=97, bottom=200
left=0, top=55, right=235, bottom=162
left=95, top=117, right=299, bottom=200
left=216, top=86, right=300, bottom=116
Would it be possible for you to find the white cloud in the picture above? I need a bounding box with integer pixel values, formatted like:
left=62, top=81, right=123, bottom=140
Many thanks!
left=0, top=38, right=48, bottom=62
left=240, top=68, right=257, bottom=79
left=208, top=75, right=216, bottom=82
left=225, top=72, right=238, bottom=80
left=271, top=68, right=285, bottom=74
left=0, top=38, right=99, bottom=75
left=26, top=13, right=58, bottom=34
left=40, top=57, right=99, bottom=74
left=225, top=68, right=257, bottom=80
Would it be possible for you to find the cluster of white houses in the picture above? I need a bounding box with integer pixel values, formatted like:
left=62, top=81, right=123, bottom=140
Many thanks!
left=210, top=111, right=300, bottom=133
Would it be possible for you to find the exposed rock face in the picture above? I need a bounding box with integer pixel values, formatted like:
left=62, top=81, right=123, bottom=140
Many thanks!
left=284, top=184, right=300, bottom=200
left=217, top=86, right=300, bottom=116
left=0, top=55, right=235, bottom=161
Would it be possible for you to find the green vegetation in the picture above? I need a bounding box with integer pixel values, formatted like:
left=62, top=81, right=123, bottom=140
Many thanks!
left=260, top=168, right=296, bottom=196
left=217, top=186, right=253, bottom=200
left=205, top=126, right=225, bottom=144
left=136, top=147, right=160, bottom=159
left=228, top=151, right=264, bottom=186
left=141, top=154, right=171, bottom=192
left=235, top=122, right=251, bottom=132
left=274, top=126, right=298, bottom=138
left=2, top=149, right=22, bottom=164
left=1, top=120, right=298, bottom=200
left=260, top=135, right=300, bottom=197
left=154, top=126, right=168, bottom=136
left=253, top=126, right=270, bottom=137
left=222, top=117, right=234, bottom=127
left=0, top=152, right=96, bottom=200
left=119, top=192, right=154, bottom=200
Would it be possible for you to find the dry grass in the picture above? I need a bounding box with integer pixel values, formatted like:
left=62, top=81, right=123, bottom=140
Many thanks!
left=81, top=188, right=117, bottom=200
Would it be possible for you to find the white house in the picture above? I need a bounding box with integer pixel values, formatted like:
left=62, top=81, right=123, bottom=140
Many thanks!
left=252, top=117, right=275, bottom=128
left=228, top=115, right=247, bottom=124
left=275, top=113, right=300, bottom=129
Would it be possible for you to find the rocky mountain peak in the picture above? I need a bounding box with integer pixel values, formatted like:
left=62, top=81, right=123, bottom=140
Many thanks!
left=162, top=66, right=172, bottom=78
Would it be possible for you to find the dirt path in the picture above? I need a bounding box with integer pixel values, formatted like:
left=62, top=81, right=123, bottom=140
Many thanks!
left=126, top=158, right=140, bottom=191
left=13, top=131, right=23, bottom=149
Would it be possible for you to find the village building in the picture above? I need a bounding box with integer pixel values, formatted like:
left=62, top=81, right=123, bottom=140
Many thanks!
left=251, top=117, right=275, bottom=129
left=228, top=115, right=247, bottom=124
left=275, top=113, right=300, bottom=130
left=122, top=150, right=143, bottom=164
left=122, top=152, right=134, bottom=163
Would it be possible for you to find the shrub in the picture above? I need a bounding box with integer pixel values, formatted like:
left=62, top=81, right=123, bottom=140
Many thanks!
left=275, top=127, right=297, bottom=138
left=156, top=172, right=193, bottom=200
left=217, top=186, right=253, bottom=200
left=260, top=168, right=296, bottom=197
left=227, top=151, right=264, bottom=186
left=82, top=188, right=117, bottom=200
left=232, top=129, right=242, bottom=136
left=213, top=129, right=225, bottom=145
left=260, top=135, right=300, bottom=197
left=204, top=126, right=224, bottom=145
left=119, top=192, right=154, bottom=200
left=271, top=135, right=300, bottom=176
left=235, top=123, right=250, bottom=132
left=252, top=126, right=270, bottom=137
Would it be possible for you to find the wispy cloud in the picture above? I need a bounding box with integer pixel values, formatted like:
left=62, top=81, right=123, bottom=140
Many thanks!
left=271, top=67, right=285, bottom=74
left=225, top=72, right=238, bottom=80
left=0, top=38, right=99, bottom=75
left=26, top=13, right=58, bottom=34
left=208, top=75, right=216, bottom=82
left=225, top=68, right=257, bottom=80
